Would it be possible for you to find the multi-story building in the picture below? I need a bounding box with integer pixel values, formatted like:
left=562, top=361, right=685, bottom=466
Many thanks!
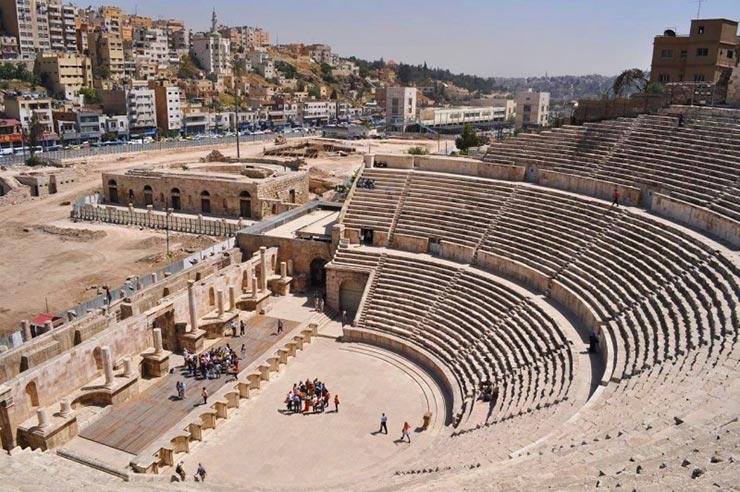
left=191, top=10, right=231, bottom=78
left=132, top=26, right=169, bottom=75
left=87, top=29, right=125, bottom=81
left=419, top=106, right=509, bottom=128
left=249, top=49, right=274, bottom=79
left=650, top=18, right=740, bottom=84
left=0, top=34, right=19, bottom=57
left=0, top=118, right=23, bottom=151
left=151, top=84, right=182, bottom=134
left=154, top=19, right=188, bottom=65
left=46, top=1, right=76, bottom=52
left=515, top=90, right=549, bottom=128
left=385, top=86, right=417, bottom=131
left=0, top=0, right=51, bottom=58
left=52, top=109, right=101, bottom=144
left=36, top=52, right=92, bottom=99
left=85, top=5, right=122, bottom=35
left=309, top=44, right=338, bottom=66
left=100, top=113, right=128, bottom=140
left=298, top=100, right=337, bottom=126
left=3, top=93, right=56, bottom=142
left=221, top=25, right=269, bottom=50
left=100, top=86, right=157, bottom=137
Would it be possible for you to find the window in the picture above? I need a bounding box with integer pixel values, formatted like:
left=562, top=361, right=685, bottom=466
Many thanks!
left=680, top=50, right=688, bottom=59
left=694, top=74, right=705, bottom=82
left=660, top=49, right=673, bottom=58
left=696, top=48, right=708, bottom=57
left=729, top=50, right=735, bottom=59
left=659, top=74, right=670, bottom=82
left=697, top=26, right=705, bottom=35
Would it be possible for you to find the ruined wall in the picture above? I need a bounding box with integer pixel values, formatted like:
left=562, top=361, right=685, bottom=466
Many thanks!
left=236, top=234, right=332, bottom=292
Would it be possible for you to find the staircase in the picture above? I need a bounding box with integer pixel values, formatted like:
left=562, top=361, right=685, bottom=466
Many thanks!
left=356, top=254, right=387, bottom=328
left=385, top=174, right=412, bottom=247
left=471, top=191, right=518, bottom=266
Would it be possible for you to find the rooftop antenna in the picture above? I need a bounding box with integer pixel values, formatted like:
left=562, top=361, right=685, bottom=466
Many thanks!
left=694, top=0, right=708, bottom=19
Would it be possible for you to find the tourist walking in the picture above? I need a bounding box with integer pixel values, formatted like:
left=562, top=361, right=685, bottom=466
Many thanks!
left=379, top=413, right=388, bottom=434
left=240, top=319, right=246, bottom=336
left=230, top=320, right=237, bottom=337
left=402, top=421, right=411, bottom=443
left=201, top=387, right=208, bottom=405
left=176, top=380, right=183, bottom=400
left=195, top=463, right=207, bottom=482
left=341, top=310, right=347, bottom=327
left=277, top=319, right=284, bottom=334
left=611, top=189, right=620, bottom=207
left=240, top=344, right=247, bottom=360
left=175, top=462, right=186, bottom=481
left=334, top=394, right=340, bottom=413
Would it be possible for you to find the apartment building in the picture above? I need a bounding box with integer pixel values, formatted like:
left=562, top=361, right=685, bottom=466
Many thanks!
left=514, top=90, right=550, bottom=128
left=87, top=29, right=125, bottom=81
left=385, top=86, right=417, bottom=131
left=309, top=44, right=338, bottom=66
left=0, top=118, right=22, bottom=150
left=249, top=49, right=274, bottom=79
left=132, top=26, right=169, bottom=75
left=151, top=84, right=182, bottom=134
left=298, top=100, right=337, bottom=125
left=419, top=106, right=508, bottom=128
left=84, top=5, right=122, bottom=35
left=100, top=86, right=157, bottom=137
left=0, top=0, right=51, bottom=58
left=650, top=18, right=739, bottom=84
left=220, top=25, right=269, bottom=50
left=3, top=94, right=56, bottom=140
left=36, top=52, right=92, bottom=98
left=52, top=109, right=101, bottom=144
left=46, top=1, right=76, bottom=52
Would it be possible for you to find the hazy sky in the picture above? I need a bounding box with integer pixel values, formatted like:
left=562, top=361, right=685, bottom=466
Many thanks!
left=86, top=0, right=739, bottom=77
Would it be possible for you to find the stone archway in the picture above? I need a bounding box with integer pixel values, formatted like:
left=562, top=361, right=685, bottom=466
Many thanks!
left=25, top=382, right=39, bottom=408
left=108, top=179, right=118, bottom=203
left=310, top=257, right=328, bottom=288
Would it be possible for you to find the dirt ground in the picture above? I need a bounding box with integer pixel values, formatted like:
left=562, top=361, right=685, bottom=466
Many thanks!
left=0, top=137, right=443, bottom=335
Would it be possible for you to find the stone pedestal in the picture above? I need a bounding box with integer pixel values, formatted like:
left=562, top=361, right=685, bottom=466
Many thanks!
left=237, top=290, right=271, bottom=313
left=178, top=329, right=206, bottom=354
left=269, top=276, right=292, bottom=296
left=142, top=351, right=171, bottom=378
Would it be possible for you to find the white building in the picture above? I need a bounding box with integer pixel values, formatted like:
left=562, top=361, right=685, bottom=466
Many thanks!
left=249, top=49, right=275, bottom=79
left=191, top=9, right=231, bottom=78
left=298, top=100, right=337, bottom=125
left=132, top=27, right=169, bottom=72
left=515, top=90, right=550, bottom=128
left=385, top=87, right=417, bottom=131
left=419, top=106, right=508, bottom=127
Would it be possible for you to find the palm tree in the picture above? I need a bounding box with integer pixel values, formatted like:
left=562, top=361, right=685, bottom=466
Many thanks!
left=612, top=68, right=649, bottom=96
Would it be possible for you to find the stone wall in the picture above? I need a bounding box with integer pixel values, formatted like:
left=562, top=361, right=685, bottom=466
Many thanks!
left=15, top=170, right=78, bottom=197
left=325, top=267, right=370, bottom=315
left=101, top=170, right=309, bottom=220
left=651, top=193, right=740, bottom=248
left=236, top=234, right=332, bottom=293
left=73, top=204, right=242, bottom=237
left=538, top=170, right=642, bottom=207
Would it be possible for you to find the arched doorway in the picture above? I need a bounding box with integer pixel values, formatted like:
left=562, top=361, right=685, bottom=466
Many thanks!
left=339, top=278, right=366, bottom=320
left=310, top=258, right=327, bottom=288
left=128, top=189, right=135, bottom=203
left=171, top=188, right=181, bottom=210
left=239, top=191, right=251, bottom=218
left=201, top=191, right=211, bottom=214
left=108, top=179, right=118, bottom=203
left=143, top=185, right=153, bottom=206
left=25, top=382, right=39, bottom=408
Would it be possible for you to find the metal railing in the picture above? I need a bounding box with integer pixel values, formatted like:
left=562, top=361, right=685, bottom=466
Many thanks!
left=0, top=132, right=306, bottom=166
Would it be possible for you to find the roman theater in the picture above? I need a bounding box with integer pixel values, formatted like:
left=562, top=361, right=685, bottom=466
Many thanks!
left=0, top=106, right=739, bottom=491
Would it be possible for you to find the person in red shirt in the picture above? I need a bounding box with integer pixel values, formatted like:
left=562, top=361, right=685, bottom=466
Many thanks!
left=612, top=189, right=621, bottom=208
left=334, top=394, right=340, bottom=413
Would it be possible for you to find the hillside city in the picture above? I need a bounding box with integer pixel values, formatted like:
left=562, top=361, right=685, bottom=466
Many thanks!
left=0, top=2, right=649, bottom=156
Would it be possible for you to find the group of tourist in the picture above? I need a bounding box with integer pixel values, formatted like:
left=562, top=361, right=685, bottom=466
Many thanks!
left=377, top=413, right=412, bottom=443
left=175, top=462, right=206, bottom=482
left=313, top=292, right=326, bottom=313
left=283, top=378, right=339, bottom=414
left=182, top=344, right=242, bottom=381
left=356, top=178, right=376, bottom=189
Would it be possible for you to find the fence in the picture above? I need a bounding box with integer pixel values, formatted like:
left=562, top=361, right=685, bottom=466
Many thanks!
left=0, top=132, right=304, bottom=167
left=72, top=201, right=243, bottom=237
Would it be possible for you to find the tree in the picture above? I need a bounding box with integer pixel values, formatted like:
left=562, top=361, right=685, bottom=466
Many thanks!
left=455, top=124, right=482, bottom=153
left=612, top=68, right=648, bottom=96
left=329, top=89, right=338, bottom=100
left=308, top=86, right=321, bottom=99
left=93, top=64, right=111, bottom=80
left=178, top=54, right=200, bottom=79
left=79, top=87, right=99, bottom=104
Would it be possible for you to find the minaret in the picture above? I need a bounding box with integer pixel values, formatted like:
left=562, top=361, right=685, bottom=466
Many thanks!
left=211, top=8, right=218, bottom=34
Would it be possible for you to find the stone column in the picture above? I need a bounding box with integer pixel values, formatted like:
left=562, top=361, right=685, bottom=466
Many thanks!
left=188, top=280, right=198, bottom=332
left=259, top=247, right=267, bottom=291
left=280, top=261, right=287, bottom=279
left=217, top=289, right=224, bottom=316
left=252, top=276, right=259, bottom=298
left=151, top=273, right=157, bottom=283
left=287, top=260, right=294, bottom=276
left=228, top=286, right=236, bottom=311
left=153, top=328, right=163, bottom=354
left=122, top=357, right=132, bottom=377
left=102, top=346, right=114, bottom=388
left=21, top=320, right=31, bottom=342
left=37, top=408, right=49, bottom=429
left=43, top=320, right=54, bottom=335
left=59, top=400, right=72, bottom=418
